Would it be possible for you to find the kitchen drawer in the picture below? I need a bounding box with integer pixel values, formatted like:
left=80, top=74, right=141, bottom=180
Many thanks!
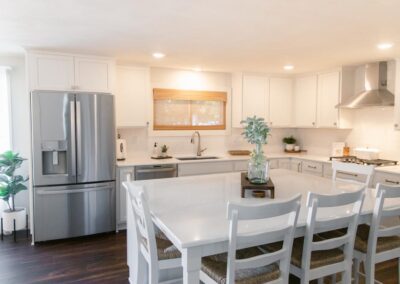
left=302, top=161, right=323, bottom=177
left=291, top=159, right=302, bottom=172
left=373, top=171, right=400, bottom=187
left=233, top=160, right=249, bottom=172
left=178, top=161, right=234, bottom=176
left=278, top=159, right=291, bottom=170
left=336, top=171, right=367, bottom=184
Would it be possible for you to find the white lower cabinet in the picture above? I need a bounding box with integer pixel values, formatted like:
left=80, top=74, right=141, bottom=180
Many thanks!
left=233, top=160, right=249, bottom=172
left=178, top=161, right=234, bottom=176
left=323, top=163, right=333, bottom=179
left=373, top=171, right=400, bottom=187
left=116, top=166, right=135, bottom=229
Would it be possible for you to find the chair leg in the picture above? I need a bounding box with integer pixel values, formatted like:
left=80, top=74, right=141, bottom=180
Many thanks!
left=365, top=259, right=374, bottom=284
left=353, top=258, right=360, bottom=284
left=343, top=268, right=351, bottom=284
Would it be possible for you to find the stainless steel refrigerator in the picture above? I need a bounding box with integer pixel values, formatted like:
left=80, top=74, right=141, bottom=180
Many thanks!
left=31, top=91, right=116, bottom=242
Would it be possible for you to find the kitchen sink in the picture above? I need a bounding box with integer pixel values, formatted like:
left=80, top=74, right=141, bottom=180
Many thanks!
left=176, top=156, right=220, bottom=161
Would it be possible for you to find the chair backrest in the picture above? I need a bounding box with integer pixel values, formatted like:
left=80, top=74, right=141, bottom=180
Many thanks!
left=126, top=183, right=160, bottom=280
left=367, top=183, right=400, bottom=256
left=226, top=194, right=301, bottom=284
left=302, top=188, right=365, bottom=271
left=332, top=161, right=374, bottom=187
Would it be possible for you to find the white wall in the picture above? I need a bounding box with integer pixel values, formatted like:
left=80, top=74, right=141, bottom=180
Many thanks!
left=0, top=56, right=30, bottom=214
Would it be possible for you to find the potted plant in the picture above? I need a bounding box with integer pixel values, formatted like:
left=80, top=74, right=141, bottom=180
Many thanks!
left=241, top=116, right=271, bottom=184
left=161, top=145, right=169, bottom=157
left=0, top=151, right=29, bottom=233
left=283, top=136, right=296, bottom=151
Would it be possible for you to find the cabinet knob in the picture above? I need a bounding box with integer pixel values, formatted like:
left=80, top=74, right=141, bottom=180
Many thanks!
left=312, top=122, right=315, bottom=126
left=333, top=122, right=337, bottom=126
left=395, top=124, right=399, bottom=128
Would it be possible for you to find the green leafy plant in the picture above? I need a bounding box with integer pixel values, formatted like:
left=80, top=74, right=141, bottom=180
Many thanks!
left=0, top=151, right=28, bottom=211
left=241, top=116, right=271, bottom=163
left=282, top=135, right=296, bottom=144
left=161, top=145, right=168, bottom=153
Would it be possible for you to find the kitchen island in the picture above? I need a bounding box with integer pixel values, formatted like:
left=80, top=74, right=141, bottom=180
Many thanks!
left=124, top=169, right=399, bottom=284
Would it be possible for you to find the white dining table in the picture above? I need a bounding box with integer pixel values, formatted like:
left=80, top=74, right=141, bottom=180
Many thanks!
left=124, top=169, right=399, bottom=284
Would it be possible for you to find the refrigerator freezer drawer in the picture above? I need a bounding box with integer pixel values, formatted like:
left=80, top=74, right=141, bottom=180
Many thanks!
left=34, top=182, right=115, bottom=242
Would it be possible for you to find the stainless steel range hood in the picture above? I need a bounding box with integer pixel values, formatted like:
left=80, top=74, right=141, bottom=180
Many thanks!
left=337, top=61, right=395, bottom=109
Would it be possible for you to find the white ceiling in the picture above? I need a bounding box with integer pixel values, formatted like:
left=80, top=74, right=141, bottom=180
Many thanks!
left=1, top=0, right=400, bottom=73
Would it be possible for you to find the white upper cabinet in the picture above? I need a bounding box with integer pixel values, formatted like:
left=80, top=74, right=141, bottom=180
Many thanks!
left=231, top=72, right=243, bottom=128
left=269, top=77, right=293, bottom=127
left=27, top=51, right=115, bottom=92
left=242, top=74, right=269, bottom=121
left=28, top=53, right=75, bottom=91
left=115, top=66, right=150, bottom=127
left=294, top=75, right=318, bottom=127
left=74, top=57, right=114, bottom=92
left=317, top=71, right=340, bottom=128
left=394, top=59, right=400, bottom=130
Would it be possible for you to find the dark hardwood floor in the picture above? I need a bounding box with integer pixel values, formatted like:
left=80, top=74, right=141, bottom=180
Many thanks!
left=0, top=230, right=398, bottom=284
left=0, top=231, right=129, bottom=284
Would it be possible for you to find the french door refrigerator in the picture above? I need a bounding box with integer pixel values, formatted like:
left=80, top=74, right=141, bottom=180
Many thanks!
left=31, top=91, right=116, bottom=242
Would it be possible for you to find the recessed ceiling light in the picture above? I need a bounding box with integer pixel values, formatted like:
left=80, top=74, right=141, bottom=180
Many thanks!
left=377, top=43, right=393, bottom=50
left=193, top=67, right=202, bottom=72
left=152, top=52, right=165, bottom=59
left=283, top=65, right=294, bottom=70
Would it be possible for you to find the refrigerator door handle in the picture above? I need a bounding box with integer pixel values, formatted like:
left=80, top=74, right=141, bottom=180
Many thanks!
left=70, top=101, right=76, bottom=176
left=76, top=100, right=82, bottom=177
left=36, top=185, right=112, bottom=195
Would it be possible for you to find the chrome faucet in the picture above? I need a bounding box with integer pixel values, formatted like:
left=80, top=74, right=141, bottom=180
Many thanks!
left=191, top=131, right=207, bottom=156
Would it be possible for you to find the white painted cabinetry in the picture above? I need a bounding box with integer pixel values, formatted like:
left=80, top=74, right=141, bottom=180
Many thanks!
left=301, top=160, right=323, bottom=177
left=373, top=171, right=400, bottom=187
left=294, top=75, right=318, bottom=127
left=269, top=77, right=293, bottom=127
left=115, top=66, right=150, bottom=127
left=116, top=166, right=135, bottom=228
left=178, top=161, right=234, bottom=176
left=317, top=71, right=340, bottom=128
left=27, top=51, right=115, bottom=92
left=394, top=59, right=400, bottom=130
left=242, top=74, right=269, bottom=121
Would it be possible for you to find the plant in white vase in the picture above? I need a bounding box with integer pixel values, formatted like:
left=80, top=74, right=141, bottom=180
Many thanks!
left=241, top=116, right=271, bottom=184
left=0, top=151, right=29, bottom=233
left=283, top=136, right=296, bottom=151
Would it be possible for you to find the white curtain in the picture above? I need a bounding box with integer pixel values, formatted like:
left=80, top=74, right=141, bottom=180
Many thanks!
left=0, top=66, right=11, bottom=153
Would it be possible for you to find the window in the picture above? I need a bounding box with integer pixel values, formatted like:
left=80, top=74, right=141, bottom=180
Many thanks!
left=153, top=88, right=227, bottom=130
left=0, top=67, right=11, bottom=152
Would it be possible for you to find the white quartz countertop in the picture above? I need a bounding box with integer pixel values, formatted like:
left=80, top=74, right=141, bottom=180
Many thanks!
left=116, top=152, right=332, bottom=167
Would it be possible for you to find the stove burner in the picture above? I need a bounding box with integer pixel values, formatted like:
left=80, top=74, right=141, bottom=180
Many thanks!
left=329, top=156, right=398, bottom=167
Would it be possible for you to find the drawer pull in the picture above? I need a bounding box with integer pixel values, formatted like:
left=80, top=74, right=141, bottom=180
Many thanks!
left=307, top=165, right=317, bottom=169
left=385, top=179, right=400, bottom=185
left=337, top=171, right=358, bottom=177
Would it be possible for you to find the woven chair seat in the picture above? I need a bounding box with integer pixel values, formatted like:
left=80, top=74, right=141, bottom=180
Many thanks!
left=319, top=224, right=400, bottom=254
left=262, top=236, right=344, bottom=269
left=141, top=234, right=181, bottom=260
left=201, top=247, right=280, bottom=284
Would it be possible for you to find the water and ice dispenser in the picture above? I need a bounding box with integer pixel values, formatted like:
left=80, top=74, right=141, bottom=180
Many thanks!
left=41, top=140, right=68, bottom=175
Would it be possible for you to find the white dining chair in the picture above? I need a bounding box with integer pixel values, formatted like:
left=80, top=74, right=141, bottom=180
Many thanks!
left=126, top=183, right=182, bottom=284
left=352, top=183, right=400, bottom=284
left=266, top=188, right=365, bottom=283
left=332, top=160, right=374, bottom=187
left=200, top=194, right=301, bottom=284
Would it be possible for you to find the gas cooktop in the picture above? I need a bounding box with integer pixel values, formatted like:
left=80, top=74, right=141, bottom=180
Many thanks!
left=329, top=156, right=398, bottom=167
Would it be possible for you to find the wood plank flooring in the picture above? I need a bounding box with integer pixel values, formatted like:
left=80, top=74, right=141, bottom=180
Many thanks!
left=0, top=230, right=398, bottom=283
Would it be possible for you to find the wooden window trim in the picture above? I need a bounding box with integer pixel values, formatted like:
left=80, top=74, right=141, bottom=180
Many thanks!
left=153, top=88, right=227, bottom=131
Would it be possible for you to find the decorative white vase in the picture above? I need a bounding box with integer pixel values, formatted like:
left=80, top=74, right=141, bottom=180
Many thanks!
left=285, top=144, right=295, bottom=151
left=2, top=207, right=26, bottom=233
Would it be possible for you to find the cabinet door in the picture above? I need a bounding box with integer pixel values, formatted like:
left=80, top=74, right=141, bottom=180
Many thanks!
left=269, top=77, right=293, bottom=127
left=294, top=75, right=317, bottom=127
left=115, top=66, right=150, bottom=127
left=317, top=71, right=340, bottom=128
left=74, top=57, right=114, bottom=92
left=28, top=53, right=75, bottom=91
left=178, top=162, right=234, bottom=176
left=231, top=73, right=243, bottom=128
left=117, top=167, right=135, bottom=227
left=394, top=59, right=400, bottom=130
left=242, top=75, right=269, bottom=121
